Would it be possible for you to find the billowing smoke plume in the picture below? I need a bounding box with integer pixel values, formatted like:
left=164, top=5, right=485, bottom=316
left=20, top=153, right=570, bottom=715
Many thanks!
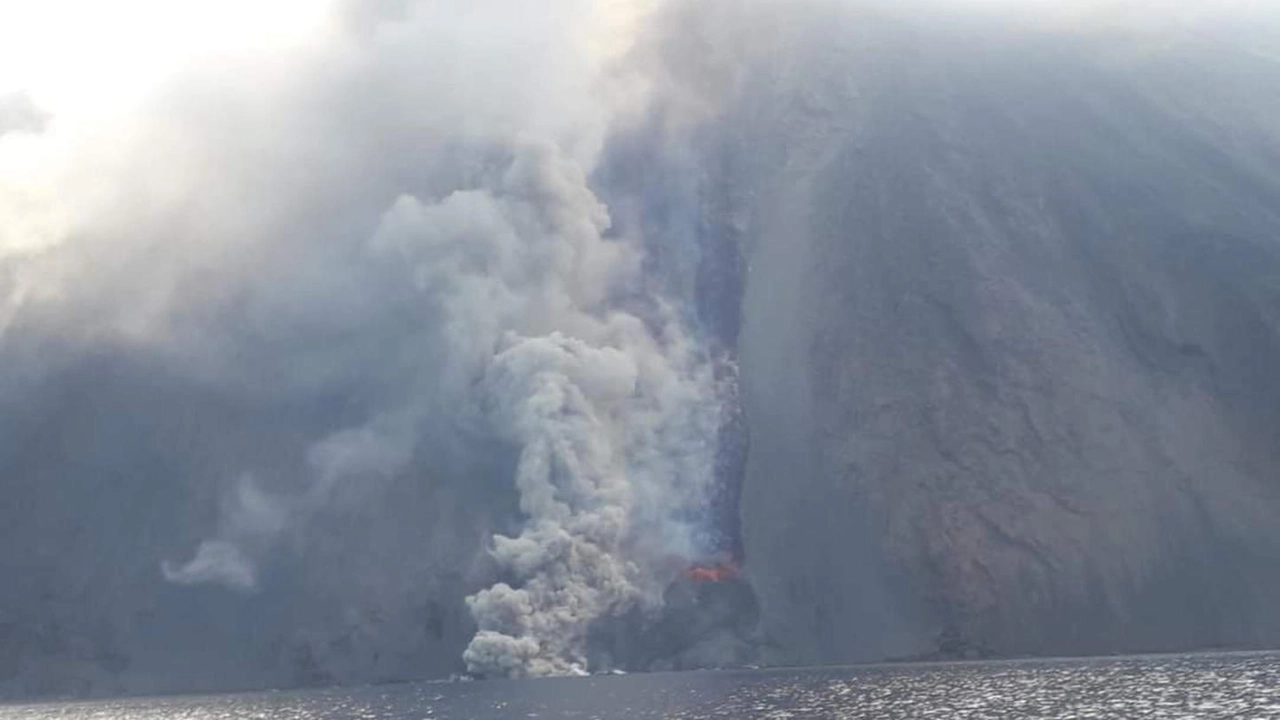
left=156, top=134, right=722, bottom=676
left=0, top=0, right=727, bottom=685
left=463, top=320, right=716, bottom=676
left=361, top=140, right=720, bottom=677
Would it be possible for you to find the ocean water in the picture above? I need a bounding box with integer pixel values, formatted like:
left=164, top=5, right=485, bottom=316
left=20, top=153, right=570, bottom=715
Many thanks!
left=4, top=652, right=1280, bottom=719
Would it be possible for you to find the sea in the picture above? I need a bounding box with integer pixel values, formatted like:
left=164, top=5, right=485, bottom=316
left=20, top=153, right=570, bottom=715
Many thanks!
left=3, top=651, right=1279, bottom=720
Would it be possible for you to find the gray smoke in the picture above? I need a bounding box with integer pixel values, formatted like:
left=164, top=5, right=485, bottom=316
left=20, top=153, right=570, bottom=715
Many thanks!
left=156, top=134, right=722, bottom=676
left=161, top=476, right=288, bottom=590
left=363, top=139, right=720, bottom=677
left=0, top=0, right=724, bottom=684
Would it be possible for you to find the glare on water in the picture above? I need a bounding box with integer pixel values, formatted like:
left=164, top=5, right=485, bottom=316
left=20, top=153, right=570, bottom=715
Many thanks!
left=3, top=651, right=1280, bottom=720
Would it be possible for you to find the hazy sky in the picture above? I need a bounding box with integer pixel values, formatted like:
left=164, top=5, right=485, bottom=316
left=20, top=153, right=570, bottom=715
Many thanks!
left=0, top=0, right=1263, bottom=114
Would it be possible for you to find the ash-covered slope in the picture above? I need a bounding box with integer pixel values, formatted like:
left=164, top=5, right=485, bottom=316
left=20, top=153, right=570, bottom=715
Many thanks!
left=696, top=5, right=1280, bottom=663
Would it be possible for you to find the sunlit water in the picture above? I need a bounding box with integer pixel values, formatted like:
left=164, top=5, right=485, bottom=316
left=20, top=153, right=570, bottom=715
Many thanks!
left=4, top=652, right=1280, bottom=719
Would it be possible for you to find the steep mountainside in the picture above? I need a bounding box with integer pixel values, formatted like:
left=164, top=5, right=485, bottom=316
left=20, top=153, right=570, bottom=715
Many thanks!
left=722, top=7, right=1280, bottom=663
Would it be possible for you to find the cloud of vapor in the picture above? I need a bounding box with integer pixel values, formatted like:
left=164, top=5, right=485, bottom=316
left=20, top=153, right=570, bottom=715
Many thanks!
left=0, top=0, right=724, bottom=683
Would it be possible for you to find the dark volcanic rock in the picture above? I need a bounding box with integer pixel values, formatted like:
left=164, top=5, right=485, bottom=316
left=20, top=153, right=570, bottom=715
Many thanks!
left=707, top=5, right=1280, bottom=664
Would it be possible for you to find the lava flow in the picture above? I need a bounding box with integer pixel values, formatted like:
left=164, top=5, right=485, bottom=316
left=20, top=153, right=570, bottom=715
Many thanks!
left=683, top=562, right=740, bottom=583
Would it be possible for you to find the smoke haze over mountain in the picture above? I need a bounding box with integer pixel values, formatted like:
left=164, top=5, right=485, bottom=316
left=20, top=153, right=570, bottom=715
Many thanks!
left=3, top=0, right=1280, bottom=699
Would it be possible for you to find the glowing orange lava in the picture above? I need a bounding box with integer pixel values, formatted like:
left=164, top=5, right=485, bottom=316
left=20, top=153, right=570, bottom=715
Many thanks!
left=683, top=562, right=740, bottom=583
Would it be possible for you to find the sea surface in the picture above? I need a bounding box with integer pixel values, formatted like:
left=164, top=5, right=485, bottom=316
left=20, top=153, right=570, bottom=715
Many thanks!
left=4, top=651, right=1280, bottom=719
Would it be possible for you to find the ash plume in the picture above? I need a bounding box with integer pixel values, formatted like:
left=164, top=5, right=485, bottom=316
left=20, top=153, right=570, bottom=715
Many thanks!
left=365, top=140, right=721, bottom=677
left=0, top=0, right=730, bottom=687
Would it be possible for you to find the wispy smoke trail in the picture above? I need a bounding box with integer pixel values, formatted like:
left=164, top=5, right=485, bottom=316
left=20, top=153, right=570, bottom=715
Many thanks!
left=162, top=476, right=289, bottom=590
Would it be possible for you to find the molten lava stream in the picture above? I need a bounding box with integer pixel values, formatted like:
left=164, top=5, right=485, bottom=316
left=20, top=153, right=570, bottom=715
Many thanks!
left=683, top=562, right=740, bottom=583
